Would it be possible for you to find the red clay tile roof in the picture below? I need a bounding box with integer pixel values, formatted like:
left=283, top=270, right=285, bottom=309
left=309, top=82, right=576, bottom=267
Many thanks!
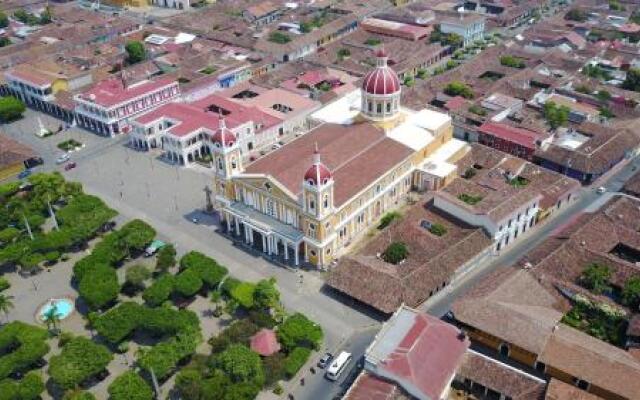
left=374, top=310, right=469, bottom=400
left=623, top=171, right=640, bottom=198
left=244, top=122, right=413, bottom=206
left=0, top=135, right=35, bottom=168
left=457, top=351, right=547, bottom=400
left=327, top=199, right=492, bottom=313
left=250, top=328, right=280, bottom=356
left=478, top=122, right=545, bottom=150
left=345, top=373, right=411, bottom=400
left=545, top=379, right=603, bottom=400
left=539, top=325, right=640, bottom=400
left=78, top=77, right=177, bottom=108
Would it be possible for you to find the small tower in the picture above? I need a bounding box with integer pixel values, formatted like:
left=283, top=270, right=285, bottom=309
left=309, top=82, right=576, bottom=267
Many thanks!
left=302, top=145, right=334, bottom=219
left=361, top=48, right=402, bottom=121
left=210, top=118, right=242, bottom=179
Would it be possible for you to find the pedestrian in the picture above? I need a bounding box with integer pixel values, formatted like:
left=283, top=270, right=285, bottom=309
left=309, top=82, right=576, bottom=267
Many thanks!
left=300, top=378, right=305, bottom=386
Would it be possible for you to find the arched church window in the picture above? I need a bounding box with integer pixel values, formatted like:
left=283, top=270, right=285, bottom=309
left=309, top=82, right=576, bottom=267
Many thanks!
left=386, top=102, right=391, bottom=113
left=323, top=195, right=329, bottom=208
left=377, top=103, right=382, bottom=113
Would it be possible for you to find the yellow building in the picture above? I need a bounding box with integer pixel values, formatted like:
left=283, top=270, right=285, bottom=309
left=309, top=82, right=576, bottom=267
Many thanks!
left=212, top=50, right=468, bottom=267
left=103, top=0, right=150, bottom=8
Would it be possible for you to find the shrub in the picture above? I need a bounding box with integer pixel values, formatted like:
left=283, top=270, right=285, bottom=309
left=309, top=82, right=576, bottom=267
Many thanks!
left=143, top=274, right=174, bottom=306
left=175, top=269, right=204, bottom=298
left=62, top=391, right=96, bottom=400
left=124, top=264, right=151, bottom=293
left=429, top=223, right=447, bottom=237
left=58, top=331, right=75, bottom=347
left=268, top=32, right=290, bottom=44
left=0, top=321, right=50, bottom=380
left=382, top=242, right=409, bottom=265
left=138, top=331, right=200, bottom=380
left=365, top=37, right=381, bottom=46
left=0, top=227, right=20, bottom=244
left=180, top=251, right=227, bottom=287
left=622, top=276, right=640, bottom=309
left=284, top=347, right=312, bottom=378
left=222, top=278, right=256, bottom=309
left=119, top=219, right=156, bottom=254
left=253, top=278, right=280, bottom=310
left=108, top=371, right=153, bottom=400
left=125, top=41, right=146, bottom=64
left=277, top=313, right=323, bottom=351
left=156, top=244, right=176, bottom=273
left=209, top=319, right=259, bottom=353
left=48, top=337, right=113, bottom=390
left=378, top=211, right=401, bottom=230
left=468, top=105, right=487, bottom=116
left=444, top=82, right=474, bottom=99
left=0, top=96, right=25, bottom=122
left=0, top=371, right=45, bottom=400
left=263, top=353, right=286, bottom=386
left=78, top=264, right=119, bottom=310
left=499, top=55, right=525, bottom=69
left=565, top=8, right=588, bottom=22
left=216, top=344, right=264, bottom=385
left=458, top=193, right=483, bottom=205
left=543, top=101, right=570, bottom=129
left=463, top=168, right=477, bottom=179
left=0, top=278, right=9, bottom=292
left=580, top=263, right=611, bottom=294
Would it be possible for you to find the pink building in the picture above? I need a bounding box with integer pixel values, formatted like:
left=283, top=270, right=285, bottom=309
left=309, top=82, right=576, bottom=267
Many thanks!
left=73, top=77, right=180, bottom=137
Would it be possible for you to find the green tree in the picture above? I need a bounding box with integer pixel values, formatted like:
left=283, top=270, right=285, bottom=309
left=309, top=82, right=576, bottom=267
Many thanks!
left=0, top=37, right=10, bottom=48
left=622, top=276, right=640, bottom=309
left=216, top=344, right=264, bottom=385
left=500, top=55, right=525, bottom=69
left=62, top=390, right=96, bottom=400
left=543, top=101, right=570, bottom=129
left=580, top=263, right=612, bottom=294
left=565, top=8, right=588, bottom=22
left=125, top=264, right=151, bottom=289
left=268, top=32, right=290, bottom=44
left=277, top=313, right=323, bottom=351
left=444, top=81, right=474, bottom=99
left=108, top=371, right=153, bottom=400
left=119, top=219, right=156, bottom=254
left=382, top=242, right=409, bottom=264
left=39, top=6, right=52, bottom=24
left=42, top=304, right=61, bottom=335
left=78, top=264, right=119, bottom=310
left=622, top=68, right=640, bottom=92
left=156, top=244, right=176, bottom=273
left=175, top=268, right=203, bottom=298
left=48, top=337, right=113, bottom=390
left=125, top=41, right=146, bottom=64
left=442, top=33, right=463, bottom=48
left=0, top=11, right=8, bottom=28
left=0, top=96, right=26, bottom=122
left=253, top=278, right=280, bottom=310
left=143, top=274, right=174, bottom=306
left=0, top=293, right=14, bottom=322
left=0, top=371, right=45, bottom=400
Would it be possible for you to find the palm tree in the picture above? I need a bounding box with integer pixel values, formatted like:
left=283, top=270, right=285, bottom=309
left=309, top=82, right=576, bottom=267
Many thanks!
left=43, top=304, right=61, bottom=335
left=0, top=294, right=14, bottom=323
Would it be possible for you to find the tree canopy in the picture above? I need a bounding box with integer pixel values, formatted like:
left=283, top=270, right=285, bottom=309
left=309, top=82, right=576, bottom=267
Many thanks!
left=0, top=96, right=25, bottom=122
left=108, top=371, right=153, bottom=400
left=48, top=337, right=113, bottom=389
left=253, top=278, right=280, bottom=310
left=215, top=344, right=264, bottom=386
left=622, top=276, right=640, bottom=309
left=580, top=263, right=612, bottom=294
left=543, top=101, right=570, bottom=129
left=277, top=313, right=323, bottom=351
left=622, top=68, right=640, bottom=92
left=125, top=41, right=146, bottom=64
left=444, top=82, right=474, bottom=99
left=0, top=11, right=8, bottom=28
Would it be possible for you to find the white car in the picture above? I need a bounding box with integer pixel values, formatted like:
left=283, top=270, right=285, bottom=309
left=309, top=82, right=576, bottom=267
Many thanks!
left=55, top=154, right=70, bottom=164
left=596, top=186, right=606, bottom=194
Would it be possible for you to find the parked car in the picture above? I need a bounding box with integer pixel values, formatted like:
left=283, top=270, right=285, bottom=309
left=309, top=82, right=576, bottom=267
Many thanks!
left=64, top=162, right=77, bottom=171
left=317, top=352, right=333, bottom=369
left=56, top=154, right=70, bottom=164
left=145, top=240, right=167, bottom=257
left=23, top=157, right=44, bottom=169
left=597, top=186, right=606, bottom=194
left=18, top=169, right=32, bottom=179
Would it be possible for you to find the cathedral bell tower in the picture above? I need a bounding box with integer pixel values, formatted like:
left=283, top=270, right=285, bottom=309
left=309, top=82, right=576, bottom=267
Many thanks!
left=301, top=145, right=334, bottom=219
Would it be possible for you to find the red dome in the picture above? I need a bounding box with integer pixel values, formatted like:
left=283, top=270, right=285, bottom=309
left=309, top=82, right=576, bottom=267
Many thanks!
left=212, top=119, right=236, bottom=147
left=304, top=149, right=332, bottom=186
left=362, top=51, right=400, bottom=95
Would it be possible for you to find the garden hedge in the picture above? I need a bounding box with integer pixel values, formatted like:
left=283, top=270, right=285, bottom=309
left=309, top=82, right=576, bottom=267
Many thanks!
left=48, top=337, right=113, bottom=390
left=0, top=371, right=45, bottom=400
left=222, top=278, right=255, bottom=309
left=284, top=347, right=312, bottom=378
left=0, top=322, right=49, bottom=380
left=78, top=263, right=119, bottom=310
left=179, top=251, right=227, bottom=287
left=142, top=275, right=174, bottom=306
left=277, top=313, right=323, bottom=351
left=174, top=268, right=203, bottom=298
left=138, top=331, right=200, bottom=380
left=107, top=371, right=153, bottom=400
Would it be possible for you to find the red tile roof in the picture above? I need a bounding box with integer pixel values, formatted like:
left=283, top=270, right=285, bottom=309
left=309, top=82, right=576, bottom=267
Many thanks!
left=345, top=373, right=409, bottom=400
left=250, top=329, right=280, bottom=356
left=78, top=77, right=177, bottom=108
left=135, top=102, right=241, bottom=137
left=6, top=67, right=54, bottom=87
left=478, top=122, right=544, bottom=150
left=374, top=309, right=469, bottom=400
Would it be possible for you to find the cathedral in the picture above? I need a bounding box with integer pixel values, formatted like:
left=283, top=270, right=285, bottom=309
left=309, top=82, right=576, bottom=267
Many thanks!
left=211, top=49, right=469, bottom=267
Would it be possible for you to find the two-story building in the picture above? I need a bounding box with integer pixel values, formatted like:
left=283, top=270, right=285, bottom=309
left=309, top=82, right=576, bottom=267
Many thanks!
left=440, top=13, right=485, bottom=47
left=211, top=50, right=468, bottom=268
left=73, top=76, right=180, bottom=136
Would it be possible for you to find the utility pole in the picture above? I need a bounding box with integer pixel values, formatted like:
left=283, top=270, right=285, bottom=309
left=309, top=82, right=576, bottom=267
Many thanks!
left=150, top=367, right=161, bottom=399
left=23, top=213, right=33, bottom=240
left=47, top=196, right=59, bottom=231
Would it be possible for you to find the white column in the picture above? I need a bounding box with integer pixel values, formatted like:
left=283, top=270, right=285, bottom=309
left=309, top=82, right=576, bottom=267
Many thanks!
left=283, top=241, right=289, bottom=260
left=304, top=243, right=309, bottom=262
left=226, top=215, right=231, bottom=232
left=273, top=237, right=278, bottom=256
left=262, top=234, right=267, bottom=253
left=294, top=243, right=299, bottom=266
left=245, top=224, right=250, bottom=243
left=235, top=218, right=240, bottom=236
